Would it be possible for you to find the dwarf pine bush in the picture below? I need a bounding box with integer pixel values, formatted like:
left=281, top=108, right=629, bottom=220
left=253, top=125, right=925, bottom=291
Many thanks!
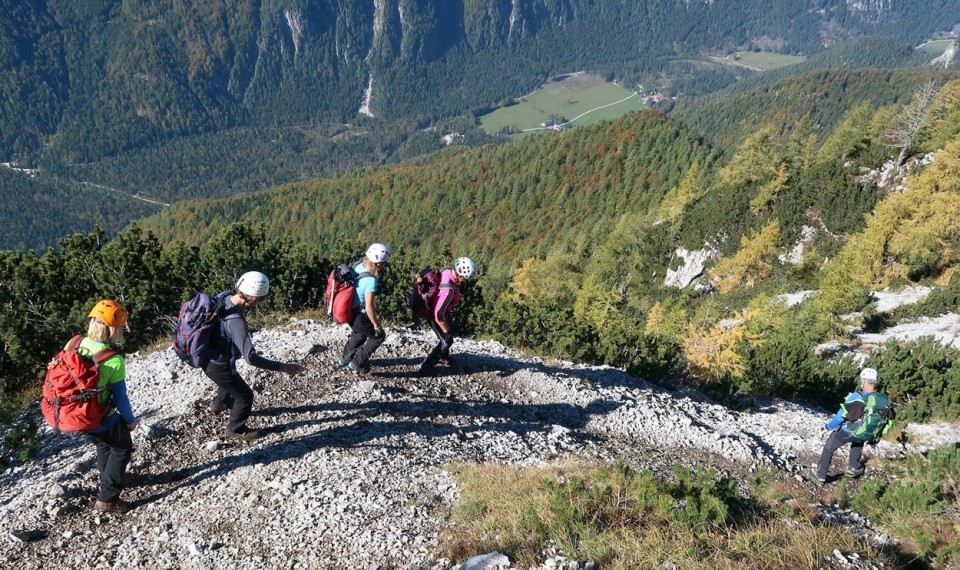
left=850, top=445, right=960, bottom=565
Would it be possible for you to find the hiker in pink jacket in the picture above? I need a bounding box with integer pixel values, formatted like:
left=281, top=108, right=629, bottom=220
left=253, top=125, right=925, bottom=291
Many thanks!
left=416, top=257, right=476, bottom=376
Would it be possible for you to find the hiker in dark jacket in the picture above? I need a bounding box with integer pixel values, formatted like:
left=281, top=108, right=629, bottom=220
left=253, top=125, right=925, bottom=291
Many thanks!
left=813, top=367, right=886, bottom=483
left=81, top=300, right=138, bottom=513
left=416, top=257, right=476, bottom=376
left=204, top=271, right=304, bottom=441
left=338, top=243, right=391, bottom=374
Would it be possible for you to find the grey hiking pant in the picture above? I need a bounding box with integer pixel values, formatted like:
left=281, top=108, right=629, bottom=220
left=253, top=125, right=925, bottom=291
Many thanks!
left=816, top=429, right=865, bottom=479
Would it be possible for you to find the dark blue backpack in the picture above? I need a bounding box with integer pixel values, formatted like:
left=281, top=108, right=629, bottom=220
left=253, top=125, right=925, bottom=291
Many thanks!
left=172, top=292, right=240, bottom=368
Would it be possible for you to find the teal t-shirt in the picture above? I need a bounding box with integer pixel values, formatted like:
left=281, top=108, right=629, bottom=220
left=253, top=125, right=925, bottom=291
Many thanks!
left=352, top=261, right=377, bottom=313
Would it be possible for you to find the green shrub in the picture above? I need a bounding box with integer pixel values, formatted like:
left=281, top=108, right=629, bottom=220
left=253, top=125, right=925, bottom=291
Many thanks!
left=485, top=298, right=600, bottom=363
left=850, top=445, right=960, bottom=565
left=865, top=338, right=960, bottom=422
left=0, top=417, right=41, bottom=468
left=535, top=461, right=739, bottom=561
left=663, top=464, right=738, bottom=529
left=596, top=313, right=681, bottom=382
left=742, top=303, right=833, bottom=400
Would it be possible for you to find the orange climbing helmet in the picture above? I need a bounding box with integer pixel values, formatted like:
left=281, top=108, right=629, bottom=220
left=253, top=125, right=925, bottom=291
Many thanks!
left=88, top=299, right=128, bottom=328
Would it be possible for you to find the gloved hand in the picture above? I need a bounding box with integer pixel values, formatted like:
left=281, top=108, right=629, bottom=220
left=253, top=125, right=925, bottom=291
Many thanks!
left=373, top=327, right=386, bottom=339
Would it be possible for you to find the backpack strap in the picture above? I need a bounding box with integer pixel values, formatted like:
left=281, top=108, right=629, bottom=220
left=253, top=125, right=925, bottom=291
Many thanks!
left=91, top=347, right=119, bottom=365
left=356, top=271, right=373, bottom=280
left=66, top=334, right=84, bottom=352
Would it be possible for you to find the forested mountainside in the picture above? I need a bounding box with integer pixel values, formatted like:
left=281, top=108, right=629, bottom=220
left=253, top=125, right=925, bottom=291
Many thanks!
left=672, top=67, right=958, bottom=151
left=138, top=70, right=959, bottom=272
left=5, top=77, right=960, bottom=424
left=2, top=0, right=957, bottom=164
left=0, top=169, right=161, bottom=251
left=140, top=110, right=719, bottom=274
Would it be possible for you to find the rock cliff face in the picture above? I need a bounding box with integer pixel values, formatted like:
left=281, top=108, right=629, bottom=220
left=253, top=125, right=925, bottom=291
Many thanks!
left=2, top=322, right=957, bottom=568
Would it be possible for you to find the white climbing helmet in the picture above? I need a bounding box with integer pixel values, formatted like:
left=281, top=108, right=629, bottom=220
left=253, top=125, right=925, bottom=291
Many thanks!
left=236, top=271, right=270, bottom=297
left=860, top=367, right=878, bottom=384
left=365, top=243, right=392, bottom=263
left=454, top=257, right=476, bottom=280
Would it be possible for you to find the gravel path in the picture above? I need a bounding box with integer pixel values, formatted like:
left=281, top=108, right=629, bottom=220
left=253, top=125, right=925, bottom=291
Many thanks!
left=1, top=320, right=957, bottom=569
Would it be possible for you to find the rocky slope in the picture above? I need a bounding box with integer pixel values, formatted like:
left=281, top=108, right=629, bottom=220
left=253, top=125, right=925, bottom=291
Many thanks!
left=1, top=320, right=957, bottom=569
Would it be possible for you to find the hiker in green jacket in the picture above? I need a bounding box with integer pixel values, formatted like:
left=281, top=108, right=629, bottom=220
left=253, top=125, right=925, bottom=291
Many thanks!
left=812, top=367, right=894, bottom=484
left=82, top=300, right=138, bottom=513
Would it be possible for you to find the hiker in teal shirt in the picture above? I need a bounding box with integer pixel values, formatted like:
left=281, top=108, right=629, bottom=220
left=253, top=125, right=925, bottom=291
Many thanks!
left=338, top=243, right=391, bottom=374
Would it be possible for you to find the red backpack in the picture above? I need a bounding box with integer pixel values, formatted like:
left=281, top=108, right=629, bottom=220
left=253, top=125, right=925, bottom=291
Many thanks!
left=41, top=335, right=117, bottom=434
left=324, top=263, right=372, bottom=323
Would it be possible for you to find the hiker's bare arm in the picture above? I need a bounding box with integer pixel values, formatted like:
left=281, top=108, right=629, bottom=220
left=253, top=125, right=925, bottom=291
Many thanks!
left=365, top=291, right=381, bottom=330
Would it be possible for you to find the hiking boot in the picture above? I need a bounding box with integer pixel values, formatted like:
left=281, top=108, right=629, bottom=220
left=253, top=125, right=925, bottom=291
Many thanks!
left=209, top=400, right=228, bottom=414
left=335, top=359, right=348, bottom=368
left=845, top=467, right=865, bottom=479
left=94, top=499, right=132, bottom=513
left=225, top=428, right=262, bottom=441
left=810, top=468, right=826, bottom=484
left=347, top=362, right=370, bottom=374
left=439, top=355, right=456, bottom=367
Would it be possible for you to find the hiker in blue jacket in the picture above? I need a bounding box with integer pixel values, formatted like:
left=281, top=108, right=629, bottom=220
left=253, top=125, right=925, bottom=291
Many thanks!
left=204, top=271, right=305, bottom=441
left=338, top=243, right=391, bottom=374
left=813, top=367, right=884, bottom=483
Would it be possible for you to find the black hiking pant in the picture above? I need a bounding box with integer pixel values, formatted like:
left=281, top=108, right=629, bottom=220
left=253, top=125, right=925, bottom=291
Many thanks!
left=84, top=419, right=133, bottom=503
left=203, top=360, right=254, bottom=433
left=420, top=317, right=454, bottom=372
left=816, top=429, right=865, bottom=479
left=342, top=311, right=384, bottom=368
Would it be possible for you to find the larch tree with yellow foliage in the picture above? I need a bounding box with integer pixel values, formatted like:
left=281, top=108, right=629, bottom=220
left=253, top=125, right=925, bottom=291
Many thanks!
left=818, top=135, right=960, bottom=315
left=710, top=221, right=782, bottom=293
left=681, top=316, right=748, bottom=382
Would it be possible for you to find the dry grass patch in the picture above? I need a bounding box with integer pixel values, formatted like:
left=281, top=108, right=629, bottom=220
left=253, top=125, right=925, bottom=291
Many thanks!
left=441, top=461, right=897, bottom=568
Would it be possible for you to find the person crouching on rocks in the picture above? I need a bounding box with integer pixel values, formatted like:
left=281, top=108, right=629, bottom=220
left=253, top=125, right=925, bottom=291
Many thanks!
left=416, top=257, right=476, bottom=377
left=338, top=243, right=391, bottom=374
left=204, top=271, right=305, bottom=441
